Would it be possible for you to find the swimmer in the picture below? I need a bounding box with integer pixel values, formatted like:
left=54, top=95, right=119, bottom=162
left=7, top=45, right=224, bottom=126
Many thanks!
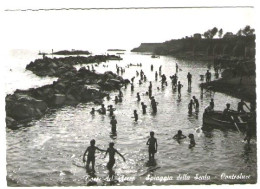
left=173, top=130, right=187, bottom=140
left=90, top=108, right=95, bottom=114
left=114, top=96, right=119, bottom=104
left=83, top=139, right=106, bottom=172
left=104, top=142, right=126, bottom=171
left=146, top=131, right=158, bottom=161
left=188, top=134, right=196, bottom=148
left=98, top=104, right=106, bottom=114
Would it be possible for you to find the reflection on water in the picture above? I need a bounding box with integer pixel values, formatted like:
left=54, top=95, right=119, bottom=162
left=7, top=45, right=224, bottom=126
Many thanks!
left=6, top=52, right=256, bottom=186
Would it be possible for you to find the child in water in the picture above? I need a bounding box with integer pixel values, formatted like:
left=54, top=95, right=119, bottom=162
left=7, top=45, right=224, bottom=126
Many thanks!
left=188, top=134, right=196, bottom=148
left=110, top=115, right=117, bottom=133
left=83, top=139, right=106, bottom=172
left=133, top=110, right=138, bottom=121
left=90, top=108, right=95, bottom=114
left=141, top=102, right=147, bottom=114
left=146, top=131, right=158, bottom=161
left=104, top=142, right=126, bottom=171
left=173, top=130, right=187, bottom=140
left=137, top=92, right=141, bottom=101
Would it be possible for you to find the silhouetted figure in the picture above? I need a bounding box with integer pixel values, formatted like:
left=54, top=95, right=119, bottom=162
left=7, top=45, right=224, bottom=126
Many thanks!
left=131, top=83, right=134, bottom=91
left=114, top=96, right=119, bottom=104
left=133, top=110, right=138, bottom=121
left=151, top=64, right=154, bottom=71
left=237, top=99, right=246, bottom=113
left=83, top=139, right=105, bottom=172
left=222, top=103, right=231, bottom=121
left=176, top=63, right=179, bottom=72
left=104, top=142, right=125, bottom=171
left=161, top=74, right=166, bottom=86
left=177, top=81, right=183, bottom=97
left=205, top=70, right=211, bottom=82
left=141, top=102, right=147, bottom=114
left=188, top=134, right=196, bottom=148
left=188, top=100, right=193, bottom=114
left=108, top=105, right=116, bottom=116
left=155, top=71, right=158, bottom=81
left=151, top=97, right=158, bottom=113
left=110, top=115, right=117, bottom=133
left=98, top=104, right=106, bottom=114
left=146, top=131, right=158, bottom=161
left=173, top=130, right=187, bottom=140
left=187, top=72, right=192, bottom=86
left=193, top=96, right=199, bottom=110
left=210, top=98, right=215, bottom=110
left=137, top=92, right=141, bottom=101
left=90, top=108, right=95, bottom=114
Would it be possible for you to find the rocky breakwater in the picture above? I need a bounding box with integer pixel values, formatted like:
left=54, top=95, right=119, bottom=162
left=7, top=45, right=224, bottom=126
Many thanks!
left=6, top=55, right=128, bottom=128
left=26, top=54, right=122, bottom=77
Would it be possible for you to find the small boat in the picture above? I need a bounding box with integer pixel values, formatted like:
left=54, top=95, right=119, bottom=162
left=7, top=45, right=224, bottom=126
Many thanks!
left=151, top=55, right=160, bottom=58
left=202, top=111, right=254, bottom=131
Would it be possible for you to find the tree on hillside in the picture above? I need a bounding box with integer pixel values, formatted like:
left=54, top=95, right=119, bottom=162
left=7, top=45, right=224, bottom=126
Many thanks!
left=210, top=27, right=218, bottom=38
left=203, top=30, right=211, bottom=39
left=218, top=28, right=223, bottom=38
left=242, top=25, right=255, bottom=36
left=236, top=29, right=242, bottom=36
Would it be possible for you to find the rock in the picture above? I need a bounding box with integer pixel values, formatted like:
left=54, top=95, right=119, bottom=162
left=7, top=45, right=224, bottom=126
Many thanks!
left=6, top=95, right=48, bottom=121
left=52, top=94, right=66, bottom=106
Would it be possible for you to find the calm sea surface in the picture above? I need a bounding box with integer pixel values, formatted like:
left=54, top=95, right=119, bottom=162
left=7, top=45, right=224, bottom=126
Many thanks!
left=5, top=50, right=257, bottom=186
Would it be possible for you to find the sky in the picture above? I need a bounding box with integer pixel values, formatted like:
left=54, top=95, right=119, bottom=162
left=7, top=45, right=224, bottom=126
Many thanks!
left=1, top=0, right=255, bottom=52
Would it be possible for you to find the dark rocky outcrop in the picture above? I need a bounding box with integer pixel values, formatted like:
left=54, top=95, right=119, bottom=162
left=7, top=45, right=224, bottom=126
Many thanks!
left=6, top=55, right=127, bottom=128
left=131, top=36, right=255, bottom=61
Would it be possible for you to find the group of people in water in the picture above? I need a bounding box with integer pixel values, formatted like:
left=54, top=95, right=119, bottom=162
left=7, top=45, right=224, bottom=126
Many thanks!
left=83, top=61, right=255, bottom=174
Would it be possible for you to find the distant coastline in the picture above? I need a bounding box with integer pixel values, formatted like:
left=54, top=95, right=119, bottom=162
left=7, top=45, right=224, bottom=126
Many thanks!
left=107, top=49, right=126, bottom=51
left=52, top=50, right=91, bottom=55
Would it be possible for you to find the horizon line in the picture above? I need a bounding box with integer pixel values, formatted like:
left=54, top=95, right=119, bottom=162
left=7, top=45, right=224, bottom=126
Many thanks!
left=5, top=6, right=254, bottom=12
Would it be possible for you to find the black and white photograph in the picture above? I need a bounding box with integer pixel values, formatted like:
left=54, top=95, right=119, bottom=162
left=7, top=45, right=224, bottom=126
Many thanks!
left=1, top=0, right=258, bottom=187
